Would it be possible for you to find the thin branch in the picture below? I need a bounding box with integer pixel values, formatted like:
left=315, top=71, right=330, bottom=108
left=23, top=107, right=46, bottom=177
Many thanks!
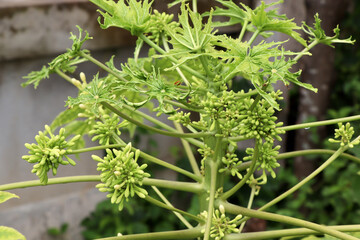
left=0, top=175, right=100, bottom=191
left=222, top=202, right=360, bottom=240
left=224, top=225, right=360, bottom=240
left=102, top=102, right=213, bottom=139
left=152, top=186, right=194, bottom=229
left=95, top=227, right=203, bottom=240
left=280, top=115, right=360, bottom=132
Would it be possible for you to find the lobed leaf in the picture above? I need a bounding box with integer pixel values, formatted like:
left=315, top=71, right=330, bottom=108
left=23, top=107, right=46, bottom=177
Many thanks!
left=0, top=191, right=19, bottom=204
left=0, top=226, right=26, bottom=240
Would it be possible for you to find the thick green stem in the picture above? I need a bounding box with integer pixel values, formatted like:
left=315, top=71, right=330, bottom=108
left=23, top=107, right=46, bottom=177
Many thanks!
left=280, top=115, right=360, bottom=132
left=173, top=122, right=202, bottom=177
left=222, top=202, right=360, bottom=240
left=224, top=225, right=360, bottom=240
left=143, top=178, right=202, bottom=194
left=152, top=186, right=194, bottom=229
left=96, top=227, right=203, bottom=240
left=145, top=195, right=204, bottom=223
left=203, top=160, right=219, bottom=240
left=221, top=141, right=259, bottom=200
left=102, top=102, right=212, bottom=139
left=0, top=175, right=101, bottom=191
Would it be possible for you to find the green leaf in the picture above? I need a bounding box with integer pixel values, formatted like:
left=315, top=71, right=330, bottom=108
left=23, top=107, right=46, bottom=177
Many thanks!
left=165, top=3, right=215, bottom=54
left=0, top=191, right=19, bottom=204
left=22, top=26, right=90, bottom=89
left=50, top=106, right=83, bottom=130
left=302, top=13, right=355, bottom=47
left=0, top=226, right=26, bottom=240
left=90, top=0, right=153, bottom=36
left=251, top=78, right=280, bottom=110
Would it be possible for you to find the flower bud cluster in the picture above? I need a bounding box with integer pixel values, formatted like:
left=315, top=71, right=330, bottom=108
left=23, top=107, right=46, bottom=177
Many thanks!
left=244, top=142, right=281, bottom=180
left=219, top=145, right=243, bottom=179
left=237, top=97, right=284, bottom=143
left=168, top=111, right=191, bottom=126
left=92, top=143, right=150, bottom=211
left=200, top=205, right=242, bottom=240
left=198, top=144, right=214, bottom=174
left=148, top=10, right=179, bottom=44
left=329, top=122, right=359, bottom=148
left=89, top=114, right=128, bottom=145
left=22, top=125, right=80, bottom=184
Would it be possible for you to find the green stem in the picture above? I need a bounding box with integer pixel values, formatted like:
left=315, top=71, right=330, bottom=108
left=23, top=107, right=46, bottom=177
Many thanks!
left=203, top=159, right=219, bottom=240
left=145, top=195, right=204, bottom=223
left=79, top=51, right=127, bottom=82
left=248, top=29, right=261, bottom=45
left=152, top=186, right=194, bottom=229
left=224, top=225, right=360, bottom=240
left=199, top=55, right=213, bottom=78
left=55, top=69, right=75, bottom=85
left=164, top=99, right=204, bottom=113
left=102, top=102, right=213, bottom=139
left=293, top=39, right=319, bottom=62
left=238, top=184, right=256, bottom=232
left=173, top=121, right=202, bottom=177
left=222, top=202, right=360, bottom=240
left=139, top=150, right=201, bottom=182
left=95, top=227, right=203, bottom=240
left=280, top=115, right=360, bottom=132
left=143, top=178, right=202, bottom=194
left=236, top=148, right=360, bottom=172
left=238, top=20, right=249, bottom=42
left=258, top=142, right=354, bottom=212
left=70, top=144, right=125, bottom=154
left=221, top=141, right=259, bottom=200
left=0, top=175, right=101, bottom=191
left=192, top=0, right=197, bottom=13
left=139, top=34, right=208, bottom=81
left=277, top=149, right=360, bottom=164
left=121, top=104, right=204, bottom=148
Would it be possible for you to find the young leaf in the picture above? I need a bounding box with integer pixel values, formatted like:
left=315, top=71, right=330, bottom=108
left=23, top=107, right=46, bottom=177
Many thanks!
left=302, top=13, right=355, bottom=47
left=50, top=106, right=83, bottom=130
left=90, top=0, right=153, bottom=36
left=0, top=191, right=19, bottom=204
left=0, top=226, right=26, bottom=240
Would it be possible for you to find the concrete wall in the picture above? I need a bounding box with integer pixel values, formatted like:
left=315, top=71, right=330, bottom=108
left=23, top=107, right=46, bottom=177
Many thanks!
left=0, top=2, right=137, bottom=240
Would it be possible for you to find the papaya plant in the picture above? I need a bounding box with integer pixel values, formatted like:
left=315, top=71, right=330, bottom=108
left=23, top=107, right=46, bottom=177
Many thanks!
left=1, top=0, right=360, bottom=239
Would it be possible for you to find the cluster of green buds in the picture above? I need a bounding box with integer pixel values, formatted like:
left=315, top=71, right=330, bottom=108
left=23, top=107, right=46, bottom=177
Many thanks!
left=200, top=205, right=242, bottom=240
left=92, top=143, right=150, bottom=210
left=219, top=144, right=243, bottom=179
left=89, top=114, right=128, bottom=145
left=168, top=111, right=191, bottom=126
left=148, top=9, right=179, bottom=44
left=244, top=142, right=281, bottom=182
left=329, top=122, right=359, bottom=148
left=238, top=94, right=285, bottom=143
left=22, top=125, right=80, bottom=184
left=198, top=144, right=214, bottom=174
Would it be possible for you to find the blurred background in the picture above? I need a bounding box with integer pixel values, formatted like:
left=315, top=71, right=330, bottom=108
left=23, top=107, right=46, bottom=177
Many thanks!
left=0, top=0, right=359, bottom=239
